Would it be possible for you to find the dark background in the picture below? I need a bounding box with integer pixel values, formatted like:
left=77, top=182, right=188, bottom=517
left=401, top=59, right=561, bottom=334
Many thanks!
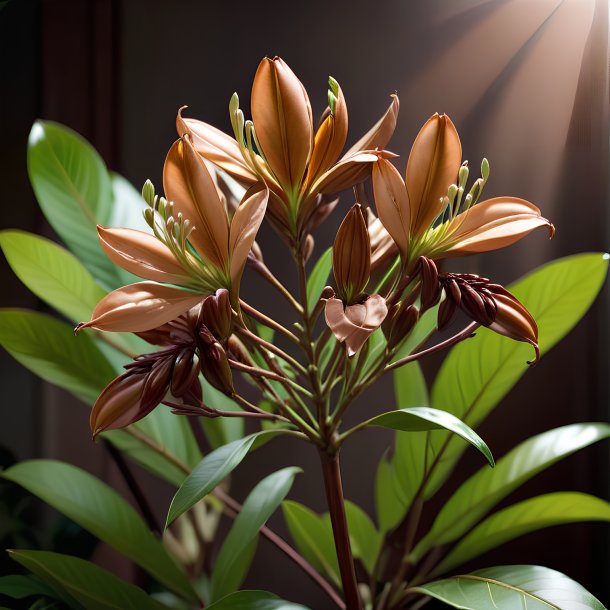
left=1, top=0, right=609, bottom=607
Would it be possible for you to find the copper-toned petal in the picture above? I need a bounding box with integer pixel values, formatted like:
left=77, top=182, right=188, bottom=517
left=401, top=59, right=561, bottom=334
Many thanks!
left=372, top=158, right=410, bottom=258
left=163, top=137, right=230, bottom=271
left=316, top=151, right=383, bottom=195
left=98, top=226, right=190, bottom=285
left=406, top=113, right=462, bottom=238
left=443, top=197, right=554, bottom=256
left=200, top=288, right=232, bottom=341
left=325, top=295, right=388, bottom=356
left=345, top=94, right=399, bottom=156
left=367, top=208, right=398, bottom=272
left=177, top=109, right=258, bottom=186
left=229, top=183, right=269, bottom=291
left=77, top=282, right=203, bottom=333
left=251, top=57, right=314, bottom=191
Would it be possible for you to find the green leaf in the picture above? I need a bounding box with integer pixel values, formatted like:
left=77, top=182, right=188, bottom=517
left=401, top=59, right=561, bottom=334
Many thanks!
left=27, top=121, right=121, bottom=290
left=166, top=432, right=272, bottom=527
left=426, top=253, right=609, bottom=496
left=206, top=590, right=310, bottom=610
left=374, top=454, right=407, bottom=534
left=211, top=467, right=301, bottom=601
left=0, top=230, right=106, bottom=323
left=199, top=377, right=245, bottom=449
left=394, top=361, right=428, bottom=409
left=436, top=492, right=610, bottom=575
left=281, top=500, right=340, bottom=585
left=109, top=172, right=149, bottom=232
left=0, top=575, right=55, bottom=599
left=0, top=309, right=115, bottom=404
left=410, top=565, right=606, bottom=610
left=344, top=501, right=381, bottom=574
left=2, top=460, right=195, bottom=601
left=306, top=247, right=332, bottom=313
left=412, top=423, right=610, bottom=561
left=9, top=550, right=171, bottom=610
left=368, top=407, right=494, bottom=468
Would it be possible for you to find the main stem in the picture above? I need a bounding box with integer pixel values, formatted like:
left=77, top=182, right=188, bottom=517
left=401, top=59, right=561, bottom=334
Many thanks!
left=319, top=449, right=362, bottom=610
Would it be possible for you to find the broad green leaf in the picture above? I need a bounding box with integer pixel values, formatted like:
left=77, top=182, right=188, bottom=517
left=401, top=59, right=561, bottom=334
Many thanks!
left=3, top=460, right=195, bottom=601
left=358, top=329, right=387, bottom=381
left=207, top=590, right=310, bottom=610
left=411, top=565, right=606, bottom=610
left=281, top=500, right=340, bottom=585
left=9, top=550, right=170, bottom=610
left=109, top=172, right=149, bottom=232
left=426, top=253, right=609, bottom=496
left=306, top=247, right=332, bottom=313
left=166, top=432, right=272, bottom=527
left=211, top=467, right=301, bottom=601
left=374, top=455, right=407, bottom=534
left=412, top=423, right=610, bottom=561
left=199, top=377, right=245, bottom=449
left=436, top=492, right=610, bottom=575
left=0, top=230, right=106, bottom=323
left=394, top=361, right=428, bottom=409
left=344, top=501, right=381, bottom=574
left=368, top=407, right=494, bottom=468
left=0, top=575, right=55, bottom=599
left=27, top=121, right=121, bottom=289
left=0, top=309, right=115, bottom=404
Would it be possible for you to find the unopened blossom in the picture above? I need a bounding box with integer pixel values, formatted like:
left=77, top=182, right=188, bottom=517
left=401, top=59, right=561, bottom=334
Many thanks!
left=177, top=56, right=399, bottom=240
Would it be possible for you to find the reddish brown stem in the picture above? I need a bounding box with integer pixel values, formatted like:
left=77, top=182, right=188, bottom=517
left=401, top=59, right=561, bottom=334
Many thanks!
left=319, top=450, right=362, bottom=610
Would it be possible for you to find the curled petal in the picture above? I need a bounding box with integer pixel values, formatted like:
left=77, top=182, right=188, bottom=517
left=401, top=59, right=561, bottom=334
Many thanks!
left=316, top=151, right=391, bottom=195
left=177, top=108, right=258, bottom=186
left=77, top=282, right=203, bottom=333
left=325, top=295, right=388, bottom=357
left=407, top=113, right=462, bottom=238
left=444, top=197, right=554, bottom=255
left=346, top=94, right=399, bottom=156
left=164, top=137, right=230, bottom=271
left=367, top=208, right=398, bottom=272
left=372, top=158, right=410, bottom=258
left=98, top=226, right=190, bottom=285
left=251, top=57, right=314, bottom=191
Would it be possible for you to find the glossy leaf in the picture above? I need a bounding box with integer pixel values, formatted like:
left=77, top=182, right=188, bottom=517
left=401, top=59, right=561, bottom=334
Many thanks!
left=27, top=121, right=121, bottom=289
left=306, top=247, right=332, bottom=313
left=412, top=423, right=610, bottom=561
left=9, top=550, right=170, bottom=610
left=211, top=467, right=301, bottom=601
left=0, top=230, right=106, bottom=323
left=3, top=460, right=195, bottom=601
left=374, top=454, right=407, bottom=534
left=436, top=492, right=610, bottom=575
left=427, top=253, right=609, bottom=496
left=281, top=500, right=340, bottom=585
left=109, top=172, right=150, bottom=233
left=368, top=407, right=494, bottom=468
left=206, top=590, right=310, bottom=610
left=344, top=500, right=381, bottom=574
left=0, top=575, right=55, bottom=600
left=0, top=309, right=115, bottom=404
left=411, top=565, right=606, bottom=610
left=166, top=432, right=272, bottom=527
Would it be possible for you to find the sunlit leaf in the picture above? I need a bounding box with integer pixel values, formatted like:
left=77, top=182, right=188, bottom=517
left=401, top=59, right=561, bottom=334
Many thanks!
left=306, top=247, right=332, bottom=313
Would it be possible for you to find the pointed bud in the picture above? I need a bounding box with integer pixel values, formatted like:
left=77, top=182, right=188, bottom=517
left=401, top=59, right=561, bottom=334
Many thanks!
left=383, top=303, right=420, bottom=351
left=171, top=348, right=200, bottom=397
left=201, top=342, right=235, bottom=394
left=226, top=335, right=252, bottom=366
left=200, top=288, right=232, bottom=342
left=332, top=204, right=371, bottom=304
left=419, top=257, right=440, bottom=311
left=301, top=234, right=315, bottom=264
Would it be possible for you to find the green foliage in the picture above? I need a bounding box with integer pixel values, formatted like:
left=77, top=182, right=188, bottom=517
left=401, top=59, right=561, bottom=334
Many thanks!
left=344, top=501, right=381, bottom=574
left=411, top=565, right=605, bottom=609
left=206, top=590, right=310, bottom=610
left=306, top=247, right=332, bottom=312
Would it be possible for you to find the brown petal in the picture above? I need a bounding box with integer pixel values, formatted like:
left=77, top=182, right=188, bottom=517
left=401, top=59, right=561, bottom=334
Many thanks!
left=200, top=288, right=232, bottom=341
left=98, top=226, right=190, bottom=285
left=201, top=341, right=235, bottom=394
left=367, top=208, right=399, bottom=272
left=372, top=158, right=410, bottom=258
left=332, top=204, right=371, bottom=303
left=325, top=295, right=388, bottom=356
left=163, top=137, right=230, bottom=272
left=315, top=151, right=383, bottom=195
left=171, top=349, right=200, bottom=397
left=406, top=113, right=462, bottom=237
left=251, top=57, right=314, bottom=191
left=77, top=282, right=203, bottom=333
left=229, top=183, right=269, bottom=291
left=345, top=94, right=399, bottom=156
left=177, top=109, right=258, bottom=186
left=444, top=197, right=554, bottom=256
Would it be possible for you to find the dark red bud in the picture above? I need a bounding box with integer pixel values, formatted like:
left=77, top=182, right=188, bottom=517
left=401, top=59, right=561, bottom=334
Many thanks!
left=200, top=288, right=232, bottom=342
left=202, top=342, right=235, bottom=395
left=171, top=348, right=200, bottom=397
left=420, top=257, right=440, bottom=311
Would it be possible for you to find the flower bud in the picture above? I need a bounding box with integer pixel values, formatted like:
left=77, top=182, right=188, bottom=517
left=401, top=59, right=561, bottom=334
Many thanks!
left=301, top=234, right=315, bottom=264
left=201, top=342, right=235, bottom=394
left=419, top=257, right=440, bottom=311
left=171, top=348, right=200, bottom=397
left=332, top=204, right=371, bottom=304
left=200, top=288, right=232, bottom=342
left=384, top=303, right=419, bottom=350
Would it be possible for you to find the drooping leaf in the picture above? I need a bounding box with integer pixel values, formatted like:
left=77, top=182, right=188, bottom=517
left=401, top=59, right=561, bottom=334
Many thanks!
left=0, top=230, right=106, bottom=323
left=344, top=500, right=381, bottom=574
left=206, top=590, right=310, bottom=610
left=281, top=500, right=340, bottom=586
left=3, top=461, right=195, bottom=601
left=425, top=253, right=609, bottom=497
left=412, top=423, right=610, bottom=561
left=0, top=575, right=55, bottom=600
left=367, top=407, right=494, bottom=468
left=306, top=247, right=332, bottom=313
left=410, top=565, right=606, bottom=610
left=211, top=467, right=301, bottom=601
left=9, top=550, right=171, bottom=610
left=435, top=492, right=610, bottom=575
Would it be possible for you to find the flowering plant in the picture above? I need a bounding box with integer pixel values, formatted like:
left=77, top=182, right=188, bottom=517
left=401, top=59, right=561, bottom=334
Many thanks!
left=1, top=57, right=608, bottom=610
